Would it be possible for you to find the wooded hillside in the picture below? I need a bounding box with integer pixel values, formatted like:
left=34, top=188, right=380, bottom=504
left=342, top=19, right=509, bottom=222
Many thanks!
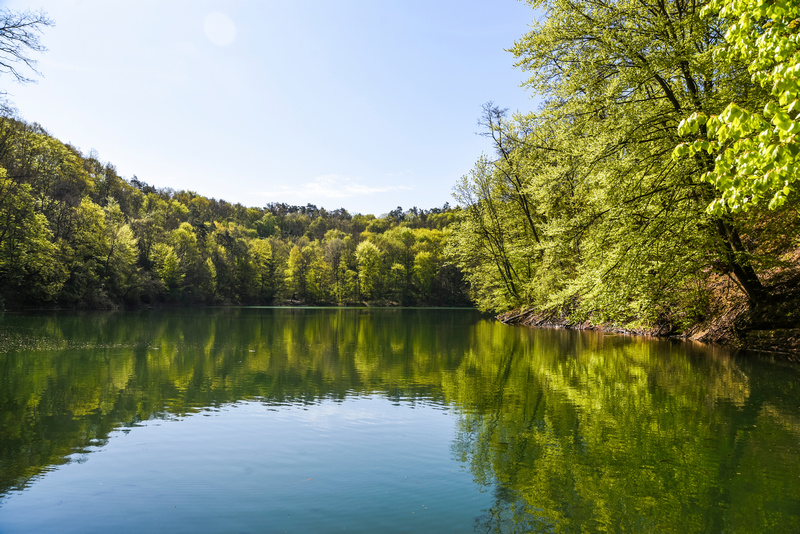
left=0, top=118, right=469, bottom=308
left=446, top=0, right=800, bottom=349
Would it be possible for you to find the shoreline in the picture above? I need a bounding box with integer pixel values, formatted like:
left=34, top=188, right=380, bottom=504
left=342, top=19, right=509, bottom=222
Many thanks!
left=497, top=298, right=800, bottom=359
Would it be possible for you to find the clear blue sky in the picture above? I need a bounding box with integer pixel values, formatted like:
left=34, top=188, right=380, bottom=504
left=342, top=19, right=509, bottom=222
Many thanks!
left=3, top=0, right=540, bottom=215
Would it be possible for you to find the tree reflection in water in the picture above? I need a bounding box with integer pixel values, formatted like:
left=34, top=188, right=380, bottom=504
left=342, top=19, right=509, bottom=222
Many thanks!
left=0, top=308, right=798, bottom=531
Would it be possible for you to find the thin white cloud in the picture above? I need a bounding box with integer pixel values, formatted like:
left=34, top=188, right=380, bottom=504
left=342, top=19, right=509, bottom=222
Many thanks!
left=252, top=174, right=414, bottom=200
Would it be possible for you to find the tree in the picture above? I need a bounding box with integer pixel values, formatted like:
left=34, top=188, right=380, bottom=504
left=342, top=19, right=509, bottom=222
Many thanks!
left=333, top=255, right=354, bottom=303
left=388, top=262, right=406, bottom=302
left=171, top=221, right=214, bottom=301
left=323, top=230, right=350, bottom=302
left=63, top=198, right=110, bottom=305
left=249, top=238, right=276, bottom=302
left=0, top=104, right=466, bottom=308
left=383, top=226, right=416, bottom=303
left=285, top=242, right=310, bottom=301
left=149, top=242, right=182, bottom=294
left=304, top=242, right=331, bottom=303
left=448, top=154, right=534, bottom=311
left=413, top=251, right=436, bottom=301
left=675, top=0, right=800, bottom=213
left=210, top=221, right=256, bottom=302
left=103, top=199, right=140, bottom=302
left=5, top=127, right=92, bottom=240
left=0, top=8, right=52, bottom=94
left=526, top=0, right=772, bottom=308
left=450, top=0, right=774, bottom=323
left=355, top=240, right=383, bottom=300
left=0, top=166, right=64, bottom=304
left=254, top=212, right=278, bottom=238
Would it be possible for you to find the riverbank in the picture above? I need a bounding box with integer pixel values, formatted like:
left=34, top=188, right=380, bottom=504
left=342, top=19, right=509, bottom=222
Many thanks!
left=498, top=293, right=800, bottom=358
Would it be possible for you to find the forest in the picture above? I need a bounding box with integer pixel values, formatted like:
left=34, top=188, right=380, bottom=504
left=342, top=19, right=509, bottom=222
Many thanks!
left=0, top=115, right=469, bottom=308
left=446, top=0, right=800, bottom=345
left=1, top=0, right=799, bottom=349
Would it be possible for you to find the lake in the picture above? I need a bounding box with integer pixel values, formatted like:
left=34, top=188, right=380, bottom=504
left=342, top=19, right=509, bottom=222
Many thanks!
left=0, top=308, right=798, bottom=533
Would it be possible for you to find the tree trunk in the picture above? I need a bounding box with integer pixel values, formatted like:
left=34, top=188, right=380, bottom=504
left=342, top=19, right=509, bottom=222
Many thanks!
left=714, top=218, right=766, bottom=304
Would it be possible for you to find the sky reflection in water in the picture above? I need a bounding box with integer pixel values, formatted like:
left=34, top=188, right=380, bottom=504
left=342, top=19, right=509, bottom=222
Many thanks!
left=0, top=308, right=799, bottom=533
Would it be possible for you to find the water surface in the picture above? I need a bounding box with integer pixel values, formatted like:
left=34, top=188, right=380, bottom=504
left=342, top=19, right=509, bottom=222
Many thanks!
left=0, top=308, right=798, bottom=532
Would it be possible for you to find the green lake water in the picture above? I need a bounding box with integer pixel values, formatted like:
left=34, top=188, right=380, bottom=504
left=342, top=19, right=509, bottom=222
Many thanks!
left=0, top=307, right=798, bottom=533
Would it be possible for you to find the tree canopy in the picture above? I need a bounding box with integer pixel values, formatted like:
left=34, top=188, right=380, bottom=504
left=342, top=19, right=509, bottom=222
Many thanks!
left=675, top=0, right=800, bottom=213
left=1, top=1, right=798, bottom=329
left=0, top=117, right=469, bottom=309
left=447, top=0, right=799, bottom=329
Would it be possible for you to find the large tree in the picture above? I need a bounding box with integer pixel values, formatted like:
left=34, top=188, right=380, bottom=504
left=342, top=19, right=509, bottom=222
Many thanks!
left=450, top=0, right=787, bottom=326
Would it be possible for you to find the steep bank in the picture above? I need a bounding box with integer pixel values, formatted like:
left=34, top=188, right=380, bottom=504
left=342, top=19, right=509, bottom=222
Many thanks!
left=694, top=295, right=800, bottom=355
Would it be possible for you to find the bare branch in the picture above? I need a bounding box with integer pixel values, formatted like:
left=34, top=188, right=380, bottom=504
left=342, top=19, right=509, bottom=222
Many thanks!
left=0, top=8, right=53, bottom=86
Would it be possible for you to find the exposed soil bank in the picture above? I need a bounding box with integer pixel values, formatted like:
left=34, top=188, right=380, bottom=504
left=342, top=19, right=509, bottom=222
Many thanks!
left=498, top=294, right=800, bottom=358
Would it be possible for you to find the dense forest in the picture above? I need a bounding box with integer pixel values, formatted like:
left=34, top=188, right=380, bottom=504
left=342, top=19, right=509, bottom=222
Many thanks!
left=1, top=0, right=799, bottom=349
left=446, top=0, right=800, bottom=344
left=0, top=115, right=469, bottom=308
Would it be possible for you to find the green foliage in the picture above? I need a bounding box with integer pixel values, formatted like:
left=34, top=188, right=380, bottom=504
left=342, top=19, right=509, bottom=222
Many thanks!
left=254, top=212, right=278, bottom=238
left=675, top=0, right=800, bottom=212
left=63, top=197, right=110, bottom=306
left=356, top=240, right=382, bottom=300
left=0, top=115, right=468, bottom=309
left=449, top=0, right=791, bottom=324
left=249, top=238, right=276, bottom=301
left=102, top=199, right=140, bottom=302
left=149, top=242, right=182, bottom=293
left=413, top=251, right=436, bottom=300
left=0, top=167, right=64, bottom=305
left=283, top=242, right=329, bottom=303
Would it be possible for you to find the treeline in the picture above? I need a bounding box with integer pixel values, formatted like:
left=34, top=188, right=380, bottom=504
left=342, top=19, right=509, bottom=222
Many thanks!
left=0, top=118, right=469, bottom=309
left=447, top=0, right=800, bottom=332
